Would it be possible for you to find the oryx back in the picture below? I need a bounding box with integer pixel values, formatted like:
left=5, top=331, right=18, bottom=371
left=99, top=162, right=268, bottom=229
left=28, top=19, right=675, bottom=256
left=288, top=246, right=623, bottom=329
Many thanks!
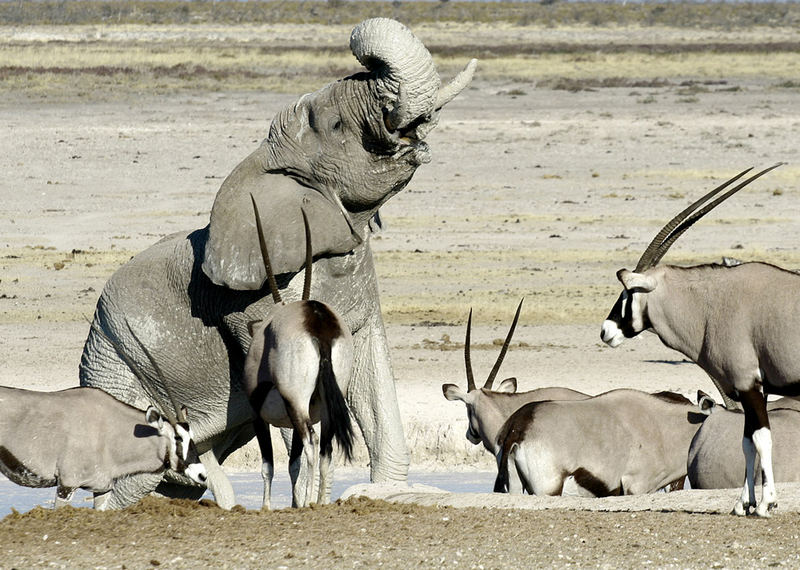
left=496, top=389, right=705, bottom=497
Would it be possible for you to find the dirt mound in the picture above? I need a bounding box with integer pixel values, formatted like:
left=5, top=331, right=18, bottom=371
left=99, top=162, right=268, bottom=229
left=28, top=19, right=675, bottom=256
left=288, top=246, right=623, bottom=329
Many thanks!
left=3, top=494, right=800, bottom=568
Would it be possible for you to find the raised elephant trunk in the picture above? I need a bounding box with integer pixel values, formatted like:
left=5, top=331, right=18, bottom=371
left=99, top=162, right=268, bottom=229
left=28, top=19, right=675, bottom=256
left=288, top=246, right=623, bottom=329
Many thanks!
left=350, top=18, right=475, bottom=136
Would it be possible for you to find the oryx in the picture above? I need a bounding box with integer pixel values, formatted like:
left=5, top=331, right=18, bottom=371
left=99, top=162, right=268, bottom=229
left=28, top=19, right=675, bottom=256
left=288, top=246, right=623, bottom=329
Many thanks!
left=494, top=389, right=709, bottom=496
left=689, top=394, right=800, bottom=490
left=442, top=299, right=589, bottom=457
left=599, top=164, right=796, bottom=516
left=0, top=326, right=207, bottom=510
left=244, top=196, right=354, bottom=509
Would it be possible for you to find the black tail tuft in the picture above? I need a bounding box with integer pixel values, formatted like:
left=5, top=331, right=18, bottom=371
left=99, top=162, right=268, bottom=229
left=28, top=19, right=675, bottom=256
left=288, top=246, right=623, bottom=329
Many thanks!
left=319, top=349, right=354, bottom=463
left=494, top=443, right=510, bottom=493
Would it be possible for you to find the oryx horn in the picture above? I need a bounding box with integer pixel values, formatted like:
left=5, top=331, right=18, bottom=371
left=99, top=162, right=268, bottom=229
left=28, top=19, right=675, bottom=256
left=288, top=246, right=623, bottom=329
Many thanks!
left=125, top=321, right=187, bottom=424
left=86, top=316, right=181, bottom=425
left=301, top=208, right=312, bottom=302
left=463, top=299, right=525, bottom=392
left=464, top=308, right=476, bottom=392
left=483, top=298, right=524, bottom=390
left=250, top=193, right=282, bottom=305
left=634, top=163, right=783, bottom=272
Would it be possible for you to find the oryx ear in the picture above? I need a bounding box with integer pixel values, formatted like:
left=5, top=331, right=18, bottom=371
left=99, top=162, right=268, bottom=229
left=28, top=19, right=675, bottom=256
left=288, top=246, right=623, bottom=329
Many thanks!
left=697, top=390, right=717, bottom=413
left=442, top=384, right=468, bottom=402
left=495, top=378, right=517, bottom=394
left=145, top=406, right=164, bottom=430
left=617, top=269, right=656, bottom=292
left=201, top=154, right=361, bottom=290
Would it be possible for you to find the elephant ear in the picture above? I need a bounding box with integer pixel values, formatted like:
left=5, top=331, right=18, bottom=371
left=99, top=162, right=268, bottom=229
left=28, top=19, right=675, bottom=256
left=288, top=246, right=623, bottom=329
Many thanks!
left=201, top=151, right=361, bottom=290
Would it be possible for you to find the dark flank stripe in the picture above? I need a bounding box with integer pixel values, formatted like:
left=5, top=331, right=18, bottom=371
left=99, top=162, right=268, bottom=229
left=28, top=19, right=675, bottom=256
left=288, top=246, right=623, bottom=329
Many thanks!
left=0, top=446, right=54, bottom=487
left=571, top=468, right=621, bottom=497
left=650, top=391, right=692, bottom=405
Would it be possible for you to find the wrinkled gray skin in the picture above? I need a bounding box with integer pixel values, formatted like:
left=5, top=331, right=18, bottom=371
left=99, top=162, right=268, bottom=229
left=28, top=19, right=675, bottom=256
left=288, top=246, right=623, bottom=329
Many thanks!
left=79, top=18, right=477, bottom=509
left=688, top=397, right=800, bottom=489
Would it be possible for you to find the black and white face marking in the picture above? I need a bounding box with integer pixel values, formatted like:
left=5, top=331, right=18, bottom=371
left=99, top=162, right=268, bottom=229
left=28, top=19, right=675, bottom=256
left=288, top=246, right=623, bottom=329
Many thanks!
left=601, top=289, right=648, bottom=347
left=169, top=422, right=207, bottom=485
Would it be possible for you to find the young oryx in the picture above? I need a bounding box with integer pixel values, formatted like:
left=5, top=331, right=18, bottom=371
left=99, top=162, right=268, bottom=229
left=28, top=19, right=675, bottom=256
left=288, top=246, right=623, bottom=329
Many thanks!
left=244, top=196, right=354, bottom=509
left=0, top=325, right=207, bottom=510
left=494, top=389, right=709, bottom=496
left=442, top=299, right=589, bottom=457
left=599, top=164, right=795, bottom=516
left=688, top=395, right=800, bottom=490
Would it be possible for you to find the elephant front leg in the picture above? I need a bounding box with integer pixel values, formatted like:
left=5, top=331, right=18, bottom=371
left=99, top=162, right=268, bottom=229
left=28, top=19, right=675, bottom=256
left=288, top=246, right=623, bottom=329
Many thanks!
left=348, top=312, right=409, bottom=483
left=104, top=472, right=165, bottom=510
left=200, top=450, right=235, bottom=510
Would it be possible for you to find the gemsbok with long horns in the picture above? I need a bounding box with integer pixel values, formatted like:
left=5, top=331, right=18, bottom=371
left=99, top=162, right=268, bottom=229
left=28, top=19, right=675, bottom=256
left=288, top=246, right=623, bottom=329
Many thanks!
left=494, top=389, right=710, bottom=496
left=442, top=299, right=589, bottom=457
left=244, top=195, right=354, bottom=509
left=0, top=322, right=207, bottom=510
left=600, top=163, right=794, bottom=516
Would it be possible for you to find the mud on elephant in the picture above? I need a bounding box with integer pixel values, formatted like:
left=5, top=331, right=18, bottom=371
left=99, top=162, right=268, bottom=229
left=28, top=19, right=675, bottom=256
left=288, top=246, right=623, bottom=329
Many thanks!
left=79, top=18, right=477, bottom=508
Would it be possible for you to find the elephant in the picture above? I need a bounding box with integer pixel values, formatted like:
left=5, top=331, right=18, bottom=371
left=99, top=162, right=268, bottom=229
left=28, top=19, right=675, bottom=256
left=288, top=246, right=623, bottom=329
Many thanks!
left=78, top=17, right=477, bottom=509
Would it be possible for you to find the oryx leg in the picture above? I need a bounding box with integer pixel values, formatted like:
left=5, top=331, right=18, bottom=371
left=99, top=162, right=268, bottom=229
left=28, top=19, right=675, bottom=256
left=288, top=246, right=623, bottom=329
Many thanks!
left=506, top=446, right=526, bottom=495
left=318, top=448, right=333, bottom=505
left=753, top=427, right=776, bottom=517
left=734, top=388, right=775, bottom=516
left=287, top=410, right=318, bottom=508
left=288, top=429, right=303, bottom=507
left=317, top=415, right=334, bottom=505
left=54, top=485, right=75, bottom=509
left=514, top=443, right=561, bottom=496
left=252, top=415, right=275, bottom=510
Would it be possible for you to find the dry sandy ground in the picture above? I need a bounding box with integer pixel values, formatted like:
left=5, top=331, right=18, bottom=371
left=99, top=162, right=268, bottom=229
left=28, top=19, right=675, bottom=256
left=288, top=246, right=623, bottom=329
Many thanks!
left=2, top=23, right=800, bottom=568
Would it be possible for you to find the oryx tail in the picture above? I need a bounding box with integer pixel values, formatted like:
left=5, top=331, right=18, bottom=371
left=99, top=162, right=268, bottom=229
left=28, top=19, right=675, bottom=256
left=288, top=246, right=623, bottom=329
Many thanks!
left=311, top=302, right=355, bottom=462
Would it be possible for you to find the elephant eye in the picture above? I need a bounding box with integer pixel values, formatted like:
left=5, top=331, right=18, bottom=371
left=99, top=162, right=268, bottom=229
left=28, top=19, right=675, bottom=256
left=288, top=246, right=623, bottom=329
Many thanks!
left=331, top=118, right=342, bottom=131
left=307, top=107, right=318, bottom=132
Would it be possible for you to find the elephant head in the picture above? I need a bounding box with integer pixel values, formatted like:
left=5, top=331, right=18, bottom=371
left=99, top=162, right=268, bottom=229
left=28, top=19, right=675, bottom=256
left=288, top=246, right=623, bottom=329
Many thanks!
left=201, top=18, right=477, bottom=291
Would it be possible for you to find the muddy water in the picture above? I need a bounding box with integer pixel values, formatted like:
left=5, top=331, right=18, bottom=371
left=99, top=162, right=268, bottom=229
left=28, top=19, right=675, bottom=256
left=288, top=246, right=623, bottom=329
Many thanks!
left=0, top=469, right=496, bottom=514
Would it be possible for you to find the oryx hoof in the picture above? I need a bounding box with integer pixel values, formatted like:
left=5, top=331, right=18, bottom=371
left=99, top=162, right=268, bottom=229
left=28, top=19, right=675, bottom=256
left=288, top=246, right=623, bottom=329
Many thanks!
left=732, top=501, right=750, bottom=517
left=755, top=501, right=777, bottom=518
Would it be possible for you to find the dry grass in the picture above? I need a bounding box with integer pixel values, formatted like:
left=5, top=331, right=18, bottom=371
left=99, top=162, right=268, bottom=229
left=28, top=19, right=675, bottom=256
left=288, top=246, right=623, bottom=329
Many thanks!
left=1, top=2, right=799, bottom=100
left=2, top=1, right=800, bottom=28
